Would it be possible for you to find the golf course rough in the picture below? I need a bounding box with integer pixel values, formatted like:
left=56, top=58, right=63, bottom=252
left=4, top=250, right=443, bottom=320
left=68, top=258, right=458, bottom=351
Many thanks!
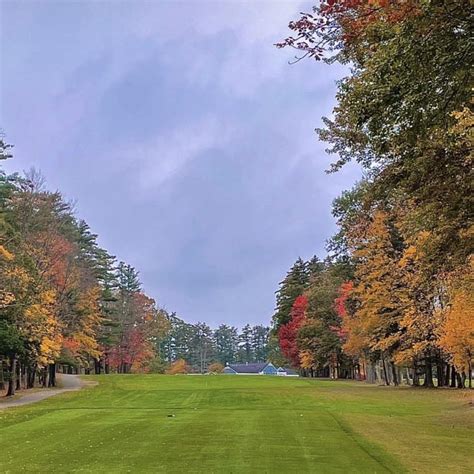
left=0, top=375, right=472, bottom=473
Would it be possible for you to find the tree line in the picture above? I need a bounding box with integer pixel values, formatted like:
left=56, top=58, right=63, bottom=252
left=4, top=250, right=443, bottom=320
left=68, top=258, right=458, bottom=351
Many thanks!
left=0, top=157, right=172, bottom=395
left=158, top=318, right=269, bottom=374
left=272, top=0, right=473, bottom=388
left=0, top=151, right=270, bottom=395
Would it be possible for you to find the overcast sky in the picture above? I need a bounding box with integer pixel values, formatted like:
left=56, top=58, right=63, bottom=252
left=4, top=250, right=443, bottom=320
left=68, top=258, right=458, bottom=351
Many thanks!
left=0, top=0, right=360, bottom=328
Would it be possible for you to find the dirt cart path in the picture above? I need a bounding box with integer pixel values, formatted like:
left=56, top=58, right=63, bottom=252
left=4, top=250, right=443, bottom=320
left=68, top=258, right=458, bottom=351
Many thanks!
left=0, top=374, right=91, bottom=409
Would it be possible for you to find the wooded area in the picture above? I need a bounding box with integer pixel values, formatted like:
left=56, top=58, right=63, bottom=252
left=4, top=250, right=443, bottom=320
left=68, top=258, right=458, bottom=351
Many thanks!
left=1, top=0, right=472, bottom=397
left=272, top=0, right=473, bottom=388
left=0, top=161, right=271, bottom=395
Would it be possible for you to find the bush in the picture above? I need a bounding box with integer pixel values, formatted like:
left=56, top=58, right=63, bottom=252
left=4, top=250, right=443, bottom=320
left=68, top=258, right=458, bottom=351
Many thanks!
left=165, top=359, right=188, bottom=375
left=208, top=362, right=224, bottom=374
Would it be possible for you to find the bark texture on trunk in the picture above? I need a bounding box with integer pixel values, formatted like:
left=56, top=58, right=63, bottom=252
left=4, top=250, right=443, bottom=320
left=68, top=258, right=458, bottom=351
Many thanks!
left=15, top=362, right=21, bottom=391
left=423, top=358, right=435, bottom=388
left=382, top=357, right=390, bottom=386
left=27, top=365, right=36, bottom=389
left=6, top=356, right=17, bottom=397
left=42, top=367, right=49, bottom=388
left=450, top=366, right=457, bottom=388
left=0, top=358, right=4, bottom=391
left=436, top=361, right=445, bottom=387
left=391, top=362, right=399, bottom=386
left=48, top=364, right=56, bottom=387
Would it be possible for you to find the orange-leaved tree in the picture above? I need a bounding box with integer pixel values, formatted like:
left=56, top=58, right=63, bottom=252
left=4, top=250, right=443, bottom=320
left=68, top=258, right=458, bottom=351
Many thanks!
left=166, top=359, right=188, bottom=375
left=438, top=259, right=474, bottom=388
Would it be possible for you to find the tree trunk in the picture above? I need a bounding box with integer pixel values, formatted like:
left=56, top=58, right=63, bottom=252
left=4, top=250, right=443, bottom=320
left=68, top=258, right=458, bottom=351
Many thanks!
left=15, top=361, right=21, bottom=391
left=456, top=372, right=464, bottom=389
left=412, top=364, right=420, bottom=387
left=0, top=358, right=5, bottom=391
left=22, top=363, right=27, bottom=388
left=381, top=357, right=390, bottom=386
left=404, top=367, right=411, bottom=385
left=391, top=362, right=399, bottom=386
left=450, top=366, right=457, bottom=388
left=423, top=358, right=435, bottom=388
left=468, top=361, right=472, bottom=389
left=366, top=362, right=376, bottom=384
left=443, top=363, right=450, bottom=387
left=48, top=364, right=56, bottom=387
left=27, top=365, right=36, bottom=389
left=6, top=356, right=17, bottom=397
left=42, top=367, right=49, bottom=388
left=436, top=361, right=445, bottom=387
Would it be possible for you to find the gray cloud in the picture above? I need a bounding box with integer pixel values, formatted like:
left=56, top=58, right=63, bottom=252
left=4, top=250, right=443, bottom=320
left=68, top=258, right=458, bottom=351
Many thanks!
left=1, top=1, right=360, bottom=327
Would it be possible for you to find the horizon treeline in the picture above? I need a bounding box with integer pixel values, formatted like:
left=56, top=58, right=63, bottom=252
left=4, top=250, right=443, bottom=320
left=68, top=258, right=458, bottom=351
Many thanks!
left=159, top=317, right=270, bottom=373
left=0, top=152, right=269, bottom=394
left=272, top=1, right=473, bottom=387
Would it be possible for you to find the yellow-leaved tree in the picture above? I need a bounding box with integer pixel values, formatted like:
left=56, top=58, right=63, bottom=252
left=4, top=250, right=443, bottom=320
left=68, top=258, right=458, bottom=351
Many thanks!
left=346, top=209, right=403, bottom=385
left=24, top=290, right=63, bottom=370
left=166, top=359, right=188, bottom=375
left=62, top=286, right=103, bottom=369
left=438, top=258, right=474, bottom=388
left=396, top=231, right=442, bottom=387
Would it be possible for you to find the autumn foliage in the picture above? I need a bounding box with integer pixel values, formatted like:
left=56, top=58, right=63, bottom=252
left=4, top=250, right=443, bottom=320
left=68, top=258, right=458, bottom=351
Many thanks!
left=0, top=164, right=171, bottom=395
left=276, top=1, right=421, bottom=61
left=275, top=0, right=473, bottom=387
left=208, top=362, right=224, bottom=373
left=439, top=260, right=474, bottom=380
left=278, top=295, right=308, bottom=368
left=166, top=359, right=188, bottom=375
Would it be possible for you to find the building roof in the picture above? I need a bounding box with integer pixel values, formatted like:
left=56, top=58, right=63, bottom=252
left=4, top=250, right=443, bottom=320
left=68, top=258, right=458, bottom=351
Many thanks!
left=277, top=367, right=298, bottom=375
left=223, top=366, right=237, bottom=374
left=227, top=362, right=269, bottom=374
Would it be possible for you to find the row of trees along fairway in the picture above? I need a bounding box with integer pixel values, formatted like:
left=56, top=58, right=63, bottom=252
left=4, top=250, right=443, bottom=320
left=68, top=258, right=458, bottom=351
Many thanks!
left=272, top=0, right=473, bottom=388
left=0, top=148, right=170, bottom=396
left=0, top=145, right=271, bottom=395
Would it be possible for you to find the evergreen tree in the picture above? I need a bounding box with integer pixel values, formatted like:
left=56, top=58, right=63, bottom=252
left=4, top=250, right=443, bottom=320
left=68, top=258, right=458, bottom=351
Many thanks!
left=214, top=324, right=238, bottom=365
left=238, top=324, right=253, bottom=363
left=116, top=262, right=141, bottom=293
left=190, top=322, right=214, bottom=373
left=272, top=257, right=309, bottom=329
left=251, top=325, right=269, bottom=362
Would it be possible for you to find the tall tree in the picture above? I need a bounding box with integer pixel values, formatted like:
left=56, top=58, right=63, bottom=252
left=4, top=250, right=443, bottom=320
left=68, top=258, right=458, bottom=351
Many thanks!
left=238, top=324, right=253, bottom=363
left=251, top=325, right=269, bottom=362
left=279, top=295, right=307, bottom=368
left=214, top=324, right=239, bottom=365
left=272, top=258, right=309, bottom=329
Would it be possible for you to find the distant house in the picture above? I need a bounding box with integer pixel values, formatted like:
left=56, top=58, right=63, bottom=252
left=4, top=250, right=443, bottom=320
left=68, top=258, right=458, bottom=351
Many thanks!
left=277, top=367, right=299, bottom=377
left=223, top=362, right=278, bottom=375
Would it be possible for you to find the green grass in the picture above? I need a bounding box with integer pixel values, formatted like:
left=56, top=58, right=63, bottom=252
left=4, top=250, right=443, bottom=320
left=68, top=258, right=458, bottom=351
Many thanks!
left=0, top=376, right=472, bottom=473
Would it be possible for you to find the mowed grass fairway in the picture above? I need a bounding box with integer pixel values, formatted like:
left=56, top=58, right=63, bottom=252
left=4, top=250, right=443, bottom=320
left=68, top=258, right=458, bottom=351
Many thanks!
left=1, top=376, right=472, bottom=473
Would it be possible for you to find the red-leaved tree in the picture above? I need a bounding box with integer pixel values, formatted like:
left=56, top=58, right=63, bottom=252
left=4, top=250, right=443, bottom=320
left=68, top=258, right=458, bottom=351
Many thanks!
left=278, top=295, right=308, bottom=367
left=332, top=281, right=354, bottom=342
left=275, top=1, right=420, bottom=62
